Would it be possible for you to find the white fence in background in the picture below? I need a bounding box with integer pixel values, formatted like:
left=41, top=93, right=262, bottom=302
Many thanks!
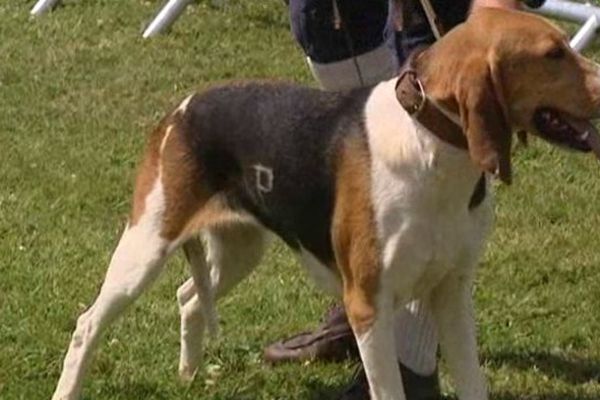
left=28, top=0, right=600, bottom=50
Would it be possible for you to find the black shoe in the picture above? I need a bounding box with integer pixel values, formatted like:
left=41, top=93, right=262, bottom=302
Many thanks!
left=338, top=363, right=441, bottom=400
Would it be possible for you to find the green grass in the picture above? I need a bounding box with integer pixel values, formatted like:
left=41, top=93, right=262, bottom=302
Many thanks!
left=1, top=1, right=600, bottom=399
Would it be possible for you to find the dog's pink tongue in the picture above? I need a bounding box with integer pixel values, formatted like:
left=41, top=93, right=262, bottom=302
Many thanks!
left=564, top=116, right=600, bottom=160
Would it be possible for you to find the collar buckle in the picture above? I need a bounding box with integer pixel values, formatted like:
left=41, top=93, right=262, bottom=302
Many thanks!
left=396, top=69, right=426, bottom=116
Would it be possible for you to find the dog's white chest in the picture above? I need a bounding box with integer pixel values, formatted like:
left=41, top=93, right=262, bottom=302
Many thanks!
left=373, top=160, right=489, bottom=295
left=365, top=80, right=493, bottom=300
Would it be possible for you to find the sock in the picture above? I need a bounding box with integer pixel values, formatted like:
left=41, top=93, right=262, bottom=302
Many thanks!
left=394, top=300, right=439, bottom=376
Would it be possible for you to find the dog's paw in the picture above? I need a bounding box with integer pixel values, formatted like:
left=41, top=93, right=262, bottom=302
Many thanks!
left=51, top=392, right=76, bottom=400
left=178, top=364, right=197, bottom=383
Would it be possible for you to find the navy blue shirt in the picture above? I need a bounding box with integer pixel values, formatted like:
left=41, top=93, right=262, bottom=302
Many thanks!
left=289, top=0, right=472, bottom=64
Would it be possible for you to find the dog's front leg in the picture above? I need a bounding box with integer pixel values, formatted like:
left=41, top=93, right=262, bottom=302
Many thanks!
left=332, top=139, right=406, bottom=399
left=333, top=209, right=405, bottom=399
left=431, top=274, right=488, bottom=400
left=345, top=291, right=406, bottom=400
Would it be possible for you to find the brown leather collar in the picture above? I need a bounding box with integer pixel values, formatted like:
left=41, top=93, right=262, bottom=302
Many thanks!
left=395, top=56, right=488, bottom=210
left=395, top=65, right=468, bottom=150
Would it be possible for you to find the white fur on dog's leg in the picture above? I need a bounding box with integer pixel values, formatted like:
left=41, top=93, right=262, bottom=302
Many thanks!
left=52, top=182, right=171, bottom=400
left=354, top=300, right=406, bottom=400
left=178, top=238, right=216, bottom=382
left=184, top=239, right=218, bottom=338
left=177, top=278, right=204, bottom=382
left=431, top=276, right=488, bottom=400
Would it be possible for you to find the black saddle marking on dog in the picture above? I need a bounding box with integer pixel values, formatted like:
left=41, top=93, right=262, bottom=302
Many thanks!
left=181, top=82, right=373, bottom=265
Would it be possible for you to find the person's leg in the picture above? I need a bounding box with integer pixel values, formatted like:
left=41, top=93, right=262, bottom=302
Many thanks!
left=395, top=301, right=438, bottom=377
left=337, top=303, right=440, bottom=400
left=305, top=44, right=398, bottom=91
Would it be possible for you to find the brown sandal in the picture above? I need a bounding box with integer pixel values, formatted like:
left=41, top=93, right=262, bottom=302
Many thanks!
left=263, top=304, right=359, bottom=364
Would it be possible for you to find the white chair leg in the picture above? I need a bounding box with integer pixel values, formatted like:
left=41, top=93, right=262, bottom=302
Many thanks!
left=528, top=0, right=600, bottom=52
left=30, top=0, right=61, bottom=16
left=143, top=0, right=193, bottom=38
left=570, top=15, right=600, bottom=52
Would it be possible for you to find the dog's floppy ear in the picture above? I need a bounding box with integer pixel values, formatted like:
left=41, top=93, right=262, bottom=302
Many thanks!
left=456, top=57, right=513, bottom=184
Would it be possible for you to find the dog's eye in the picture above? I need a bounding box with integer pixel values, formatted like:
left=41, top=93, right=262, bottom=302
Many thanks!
left=545, top=46, right=565, bottom=60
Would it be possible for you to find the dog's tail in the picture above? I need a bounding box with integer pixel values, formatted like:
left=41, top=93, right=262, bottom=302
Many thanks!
left=182, top=238, right=219, bottom=338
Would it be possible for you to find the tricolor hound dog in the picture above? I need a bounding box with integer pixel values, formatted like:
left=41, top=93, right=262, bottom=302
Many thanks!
left=53, top=8, right=600, bottom=400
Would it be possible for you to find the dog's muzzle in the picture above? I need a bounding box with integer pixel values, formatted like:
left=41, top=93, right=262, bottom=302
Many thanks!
left=533, top=108, right=600, bottom=160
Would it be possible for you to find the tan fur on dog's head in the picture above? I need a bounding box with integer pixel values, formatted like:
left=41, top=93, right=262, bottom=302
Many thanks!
left=417, top=8, right=600, bottom=183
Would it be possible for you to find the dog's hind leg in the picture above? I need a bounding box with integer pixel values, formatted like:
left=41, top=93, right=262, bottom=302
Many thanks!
left=53, top=118, right=210, bottom=400
left=177, top=275, right=204, bottom=382
left=52, top=181, right=177, bottom=400
left=183, top=237, right=218, bottom=338
left=177, top=224, right=268, bottom=381
left=177, top=237, right=215, bottom=382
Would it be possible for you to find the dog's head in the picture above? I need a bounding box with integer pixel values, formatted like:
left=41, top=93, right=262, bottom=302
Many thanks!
left=418, top=8, right=600, bottom=183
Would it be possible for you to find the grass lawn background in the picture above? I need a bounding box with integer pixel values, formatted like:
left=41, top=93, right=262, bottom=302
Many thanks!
left=1, top=1, right=600, bottom=398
